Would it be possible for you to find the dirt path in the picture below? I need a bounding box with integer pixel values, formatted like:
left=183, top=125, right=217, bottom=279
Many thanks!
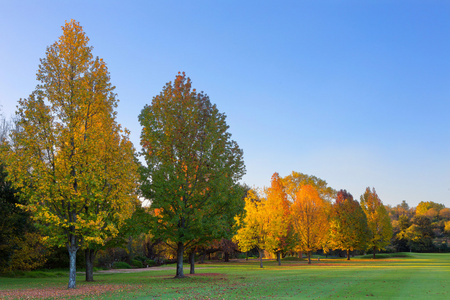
left=94, top=266, right=210, bottom=274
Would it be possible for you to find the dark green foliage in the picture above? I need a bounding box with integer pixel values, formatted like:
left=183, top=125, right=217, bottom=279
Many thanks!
left=0, top=164, right=34, bottom=272
left=406, top=215, right=435, bottom=252
left=112, top=261, right=131, bottom=269
left=144, top=259, right=155, bottom=267
left=281, top=256, right=305, bottom=261
left=130, top=259, right=143, bottom=268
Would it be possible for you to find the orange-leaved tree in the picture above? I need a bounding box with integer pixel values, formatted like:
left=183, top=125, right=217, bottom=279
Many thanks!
left=0, top=20, right=139, bottom=288
left=290, top=185, right=329, bottom=264
left=282, top=171, right=336, bottom=202
left=328, top=190, right=369, bottom=260
left=360, top=187, right=393, bottom=259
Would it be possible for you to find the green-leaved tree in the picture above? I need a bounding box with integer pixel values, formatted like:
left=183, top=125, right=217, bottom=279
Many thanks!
left=139, top=72, right=245, bottom=278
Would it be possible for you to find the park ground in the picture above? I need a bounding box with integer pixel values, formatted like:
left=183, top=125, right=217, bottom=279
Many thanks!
left=0, top=253, right=449, bottom=299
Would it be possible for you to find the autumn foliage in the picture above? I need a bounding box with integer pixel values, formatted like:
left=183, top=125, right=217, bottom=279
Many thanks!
left=1, top=20, right=139, bottom=288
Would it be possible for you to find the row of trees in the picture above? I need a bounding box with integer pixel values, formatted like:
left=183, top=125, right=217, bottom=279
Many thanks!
left=234, top=172, right=393, bottom=267
left=0, top=20, right=245, bottom=288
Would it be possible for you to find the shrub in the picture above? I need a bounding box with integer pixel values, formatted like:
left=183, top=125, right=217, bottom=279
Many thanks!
left=134, top=255, right=147, bottom=263
left=282, top=256, right=305, bottom=261
left=236, top=253, right=247, bottom=259
left=145, top=259, right=156, bottom=267
left=131, top=259, right=143, bottom=268
left=112, top=261, right=131, bottom=269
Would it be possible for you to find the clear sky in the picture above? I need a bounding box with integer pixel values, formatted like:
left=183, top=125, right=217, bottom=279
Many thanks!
left=1, top=1, right=449, bottom=208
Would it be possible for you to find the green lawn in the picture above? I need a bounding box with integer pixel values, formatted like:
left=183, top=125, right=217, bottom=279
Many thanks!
left=1, top=253, right=449, bottom=299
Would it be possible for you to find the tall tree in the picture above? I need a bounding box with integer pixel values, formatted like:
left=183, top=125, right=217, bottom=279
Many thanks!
left=0, top=20, right=138, bottom=288
left=290, top=185, right=329, bottom=264
left=264, top=173, right=291, bottom=265
left=328, top=190, right=369, bottom=260
left=360, top=187, right=393, bottom=259
left=139, top=72, right=245, bottom=278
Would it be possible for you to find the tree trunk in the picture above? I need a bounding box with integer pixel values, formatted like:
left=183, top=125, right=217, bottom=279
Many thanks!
left=307, top=251, right=311, bottom=265
left=346, top=249, right=350, bottom=261
left=189, top=251, right=195, bottom=274
left=245, top=251, right=248, bottom=261
left=175, top=242, right=184, bottom=278
left=277, top=251, right=281, bottom=266
left=258, top=248, right=264, bottom=268
left=224, top=251, right=229, bottom=262
left=373, top=247, right=376, bottom=259
left=298, top=251, right=303, bottom=259
left=85, top=248, right=95, bottom=281
left=68, top=243, right=78, bottom=289
left=200, top=252, right=205, bottom=264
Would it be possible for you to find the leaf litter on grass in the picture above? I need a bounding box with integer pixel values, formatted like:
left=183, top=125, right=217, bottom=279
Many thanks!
left=0, top=284, right=136, bottom=299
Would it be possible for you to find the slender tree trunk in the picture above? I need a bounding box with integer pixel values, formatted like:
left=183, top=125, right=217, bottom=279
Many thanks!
left=298, top=251, right=303, bottom=259
left=307, top=251, right=311, bottom=265
left=277, top=251, right=281, bottom=266
left=224, top=251, right=230, bottom=262
left=68, top=240, right=78, bottom=289
left=245, top=251, right=248, bottom=261
left=259, top=248, right=264, bottom=268
left=85, top=248, right=95, bottom=281
left=200, top=252, right=205, bottom=264
left=346, top=249, right=350, bottom=261
left=175, top=242, right=184, bottom=278
left=189, top=251, right=195, bottom=275
left=373, top=247, right=376, bottom=259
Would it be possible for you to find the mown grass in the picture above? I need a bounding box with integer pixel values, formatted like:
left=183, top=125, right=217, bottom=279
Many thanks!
left=0, top=252, right=449, bottom=299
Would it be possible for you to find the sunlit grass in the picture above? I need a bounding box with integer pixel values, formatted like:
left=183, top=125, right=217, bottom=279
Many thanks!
left=0, top=253, right=449, bottom=299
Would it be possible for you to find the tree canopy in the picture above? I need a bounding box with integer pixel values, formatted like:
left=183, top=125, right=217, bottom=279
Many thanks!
left=139, top=72, right=245, bottom=278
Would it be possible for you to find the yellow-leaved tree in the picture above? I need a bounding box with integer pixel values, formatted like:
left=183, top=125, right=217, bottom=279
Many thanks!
left=233, top=189, right=271, bottom=268
left=290, top=185, right=329, bottom=264
left=264, top=172, right=291, bottom=265
left=360, top=187, right=393, bottom=259
left=0, top=20, right=138, bottom=288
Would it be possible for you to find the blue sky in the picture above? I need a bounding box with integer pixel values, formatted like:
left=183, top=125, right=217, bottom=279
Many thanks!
left=1, top=1, right=449, bottom=207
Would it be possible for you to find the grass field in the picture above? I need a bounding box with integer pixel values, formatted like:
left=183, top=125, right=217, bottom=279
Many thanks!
left=0, top=253, right=449, bottom=299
